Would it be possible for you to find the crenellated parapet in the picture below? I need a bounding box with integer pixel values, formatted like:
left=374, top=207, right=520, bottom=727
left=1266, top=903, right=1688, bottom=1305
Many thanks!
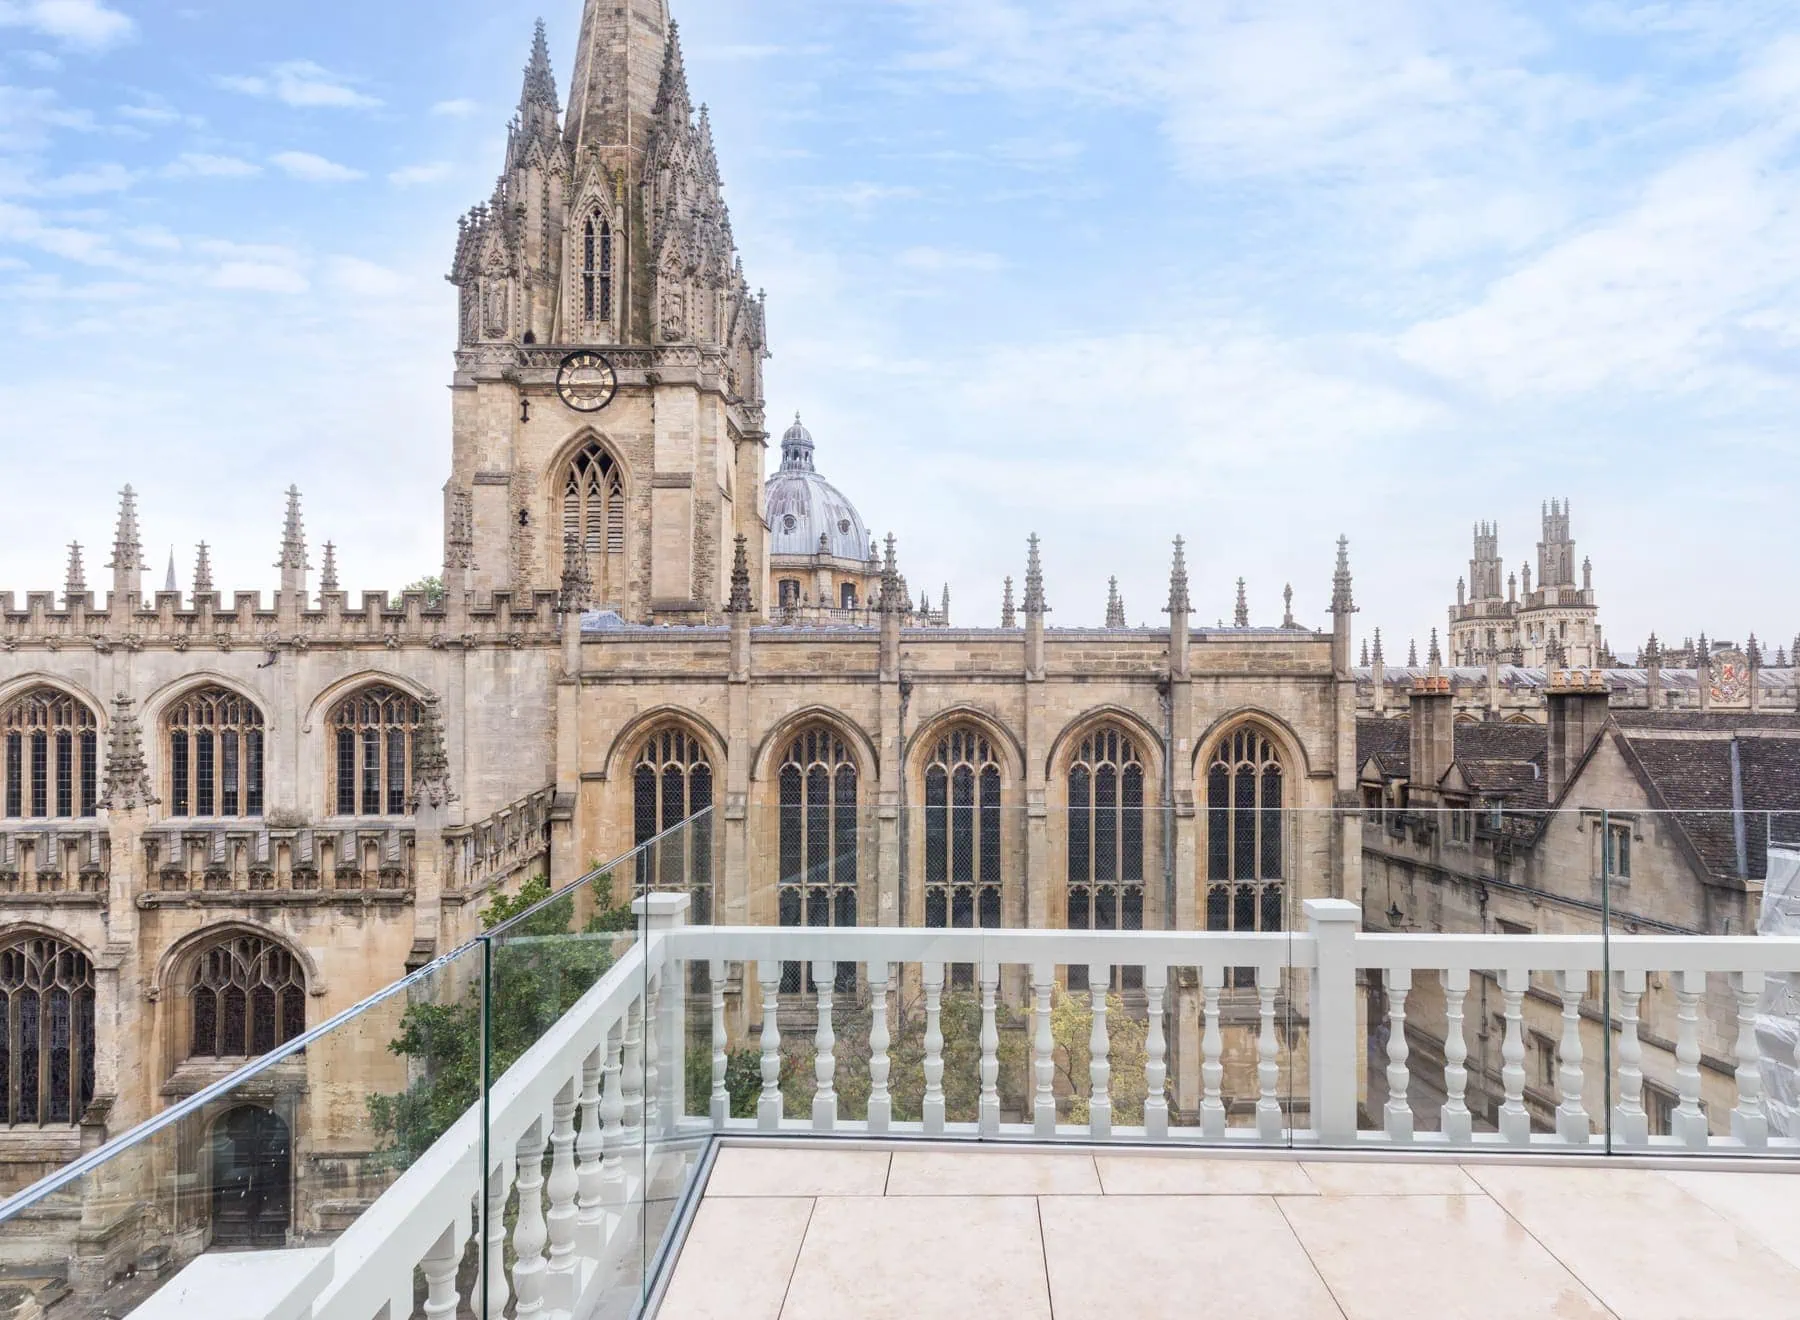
left=0, top=588, right=564, bottom=651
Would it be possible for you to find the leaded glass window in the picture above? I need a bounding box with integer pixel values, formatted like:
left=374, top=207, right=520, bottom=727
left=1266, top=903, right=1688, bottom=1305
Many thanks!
left=777, top=728, right=858, bottom=993
left=189, top=935, right=306, bottom=1059
left=166, top=687, right=264, bottom=819
left=1205, top=726, right=1285, bottom=939
left=1066, top=725, right=1146, bottom=990
left=563, top=441, right=626, bottom=607
left=328, top=685, right=422, bottom=816
left=1, top=690, right=97, bottom=820
left=0, top=936, right=94, bottom=1125
left=632, top=727, right=714, bottom=924
left=581, top=214, right=612, bottom=325
left=924, top=727, right=1003, bottom=988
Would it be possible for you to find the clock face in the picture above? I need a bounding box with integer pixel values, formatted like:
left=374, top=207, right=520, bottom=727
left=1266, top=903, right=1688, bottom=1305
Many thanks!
left=556, top=351, right=617, bottom=413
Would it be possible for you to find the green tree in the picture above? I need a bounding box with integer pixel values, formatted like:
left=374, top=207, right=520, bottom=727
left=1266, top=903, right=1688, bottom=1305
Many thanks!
left=367, top=873, right=633, bottom=1167
left=400, top=575, right=446, bottom=607
left=1050, top=985, right=1159, bottom=1124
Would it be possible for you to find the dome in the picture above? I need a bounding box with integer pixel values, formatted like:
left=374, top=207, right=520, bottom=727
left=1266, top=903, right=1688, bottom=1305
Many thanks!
left=764, top=413, right=872, bottom=560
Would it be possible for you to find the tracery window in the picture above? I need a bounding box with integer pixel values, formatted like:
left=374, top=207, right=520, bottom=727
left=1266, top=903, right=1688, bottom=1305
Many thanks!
left=328, top=685, right=422, bottom=816
left=166, top=687, right=265, bottom=819
left=1, top=689, right=97, bottom=820
left=1204, top=726, right=1285, bottom=933
left=924, top=728, right=1003, bottom=988
left=581, top=214, right=613, bottom=325
left=563, top=441, right=626, bottom=604
left=1067, top=726, right=1147, bottom=989
left=778, top=728, right=858, bottom=992
left=632, top=727, right=714, bottom=923
left=188, top=934, right=306, bottom=1059
left=0, top=936, right=94, bottom=1125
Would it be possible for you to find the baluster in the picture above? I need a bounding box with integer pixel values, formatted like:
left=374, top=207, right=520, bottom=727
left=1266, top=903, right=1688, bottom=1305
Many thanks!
left=642, top=971, right=660, bottom=1135
left=1382, top=969, right=1412, bottom=1143
left=1613, top=969, right=1648, bottom=1146
left=420, top=1218, right=465, bottom=1318
left=1032, top=962, right=1056, bottom=1137
left=600, top=1018, right=627, bottom=1205
left=1499, top=968, right=1530, bottom=1145
left=710, top=959, right=729, bottom=1128
left=923, top=962, right=946, bottom=1134
left=812, top=961, right=837, bottom=1131
left=483, top=1152, right=514, bottom=1319
left=1089, top=969, right=1112, bottom=1139
left=622, top=995, right=646, bottom=1138
left=758, top=960, right=783, bottom=1129
left=1441, top=967, right=1471, bottom=1143
left=1201, top=965, right=1225, bottom=1138
left=1674, top=968, right=1708, bottom=1148
left=979, top=960, right=1001, bottom=1137
left=1556, top=970, right=1589, bottom=1144
left=1732, top=970, right=1767, bottom=1148
left=575, top=1044, right=605, bottom=1255
left=511, top=1118, right=548, bottom=1317
left=544, top=1077, right=580, bottom=1302
left=868, top=962, right=892, bottom=1133
left=1144, top=964, right=1169, bottom=1140
left=1257, top=975, right=1282, bottom=1143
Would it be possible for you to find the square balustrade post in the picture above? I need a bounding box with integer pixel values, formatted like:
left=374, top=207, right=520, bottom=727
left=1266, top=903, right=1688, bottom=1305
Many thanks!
left=632, top=892, right=690, bottom=1136
left=1306, top=898, right=1362, bottom=1145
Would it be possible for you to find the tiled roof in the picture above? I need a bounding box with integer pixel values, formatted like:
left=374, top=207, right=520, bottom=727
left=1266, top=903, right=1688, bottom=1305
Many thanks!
left=1620, top=733, right=1800, bottom=882
left=1355, top=718, right=1410, bottom=777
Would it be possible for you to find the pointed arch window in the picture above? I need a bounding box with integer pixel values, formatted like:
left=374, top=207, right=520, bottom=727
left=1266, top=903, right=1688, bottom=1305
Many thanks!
left=2, top=690, right=97, bottom=820
left=582, top=213, right=612, bottom=326
left=924, top=727, right=1003, bottom=987
left=778, top=728, right=858, bottom=993
left=187, top=934, right=306, bottom=1059
left=0, top=935, right=95, bottom=1125
left=1205, top=726, right=1285, bottom=940
left=166, top=687, right=264, bottom=819
left=632, top=727, right=714, bottom=923
left=1066, top=725, right=1146, bottom=989
left=563, top=441, right=627, bottom=602
left=328, top=685, right=422, bottom=817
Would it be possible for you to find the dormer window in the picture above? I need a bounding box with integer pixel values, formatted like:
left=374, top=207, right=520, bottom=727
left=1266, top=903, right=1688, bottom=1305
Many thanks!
left=582, top=215, right=612, bottom=325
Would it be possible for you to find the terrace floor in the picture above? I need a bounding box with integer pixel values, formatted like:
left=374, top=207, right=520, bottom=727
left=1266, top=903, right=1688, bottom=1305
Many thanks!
left=655, top=1142, right=1800, bottom=1320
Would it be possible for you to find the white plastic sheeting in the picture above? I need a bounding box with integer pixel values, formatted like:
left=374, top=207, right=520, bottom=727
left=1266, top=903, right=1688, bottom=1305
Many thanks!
left=1754, top=846, right=1800, bottom=1137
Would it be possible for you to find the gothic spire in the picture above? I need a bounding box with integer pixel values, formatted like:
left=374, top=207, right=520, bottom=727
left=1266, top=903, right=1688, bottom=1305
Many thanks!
left=1233, top=578, right=1248, bottom=628
left=320, top=541, right=340, bottom=594
left=1001, top=576, right=1016, bottom=628
left=1165, top=536, right=1191, bottom=618
left=1407, top=638, right=1418, bottom=667
left=652, top=18, right=691, bottom=120
left=1372, top=628, right=1384, bottom=664
left=1282, top=583, right=1295, bottom=629
left=696, top=102, right=721, bottom=186
left=276, top=486, right=308, bottom=571
left=1747, top=633, right=1762, bottom=668
left=99, top=692, right=155, bottom=812
left=409, top=694, right=456, bottom=812
left=1331, top=535, right=1355, bottom=615
left=558, top=529, right=593, bottom=614
left=564, top=0, right=670, bottom=160
left=724, top=533, right=752, bottom=613
left=108, top=485, right=146, bottom=597
left=163, top=547, right=177, bottom=595
left=1428, top=627, right=1442, bottom=668
left=940, top=583, right=950, bottom=623
left=63, top=542, right=84, bottom=605
left=521, top=17, right=559, bottom=115
left=1105, top=576, right=1125, bottom=628
left=1697, top=633, right=1711, bottom=663
left=1023, top=534, right=1047, bottom=614
left=1360, top=639, right=1369, bottom=667
left=193, top=542, right=213, bottom=596
left=879, top=533, right=902, bottom=614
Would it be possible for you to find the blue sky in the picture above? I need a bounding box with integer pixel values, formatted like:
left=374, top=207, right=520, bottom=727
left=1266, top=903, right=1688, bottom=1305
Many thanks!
left=2, top=0, right=1798, bottom=657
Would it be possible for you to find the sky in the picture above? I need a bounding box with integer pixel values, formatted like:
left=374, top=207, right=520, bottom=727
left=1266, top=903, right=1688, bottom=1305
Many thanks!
left=2, top=0, right=1798, bottom=659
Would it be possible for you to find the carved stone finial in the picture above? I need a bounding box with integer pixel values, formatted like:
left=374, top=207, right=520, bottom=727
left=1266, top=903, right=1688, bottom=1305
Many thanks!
left=557, top=529, right=593, bottom=614
left=1372, top=627, right=1384, bottom=665
left=879, top=534, right=903, bottom=614
left=320, top=541, right=340, bottom=593
left=276, top=485, right=308, bottom=573
left=1165, top=536, right=1191, bottom=618
left=63, top=542, right=85, bottom=606
left=1331, top=535, right=1355, bottom=615
left=1233, top=578, right=1249, bottom=628
left=939, top=582, right=950, bottom=624
left=445, top=490, right=475, bottom=573
left=408, top=694, right=456, bottom=811
left=1360, top=638, right=1369, bottom=666
left=108, top=485, right=147, bottom=597
left=1407, top=637, right=1418, bottom=667
left=1105, top=576, right=1125, bottom=629
left=1001, top=576, right=1016, bottom=628
left=1428, top=627, right=1442, bottom=670
left=1747, top=633, right=1763, bottom=668
left=1022, top=534, right=1048, bottom=615
left=726, top=533, right=753, bottom=613
left=193, top=542, right=214, bottom=596
left=1282, top=582, right=1295, bottom=629
left=99, top=692, right=156, bottom=812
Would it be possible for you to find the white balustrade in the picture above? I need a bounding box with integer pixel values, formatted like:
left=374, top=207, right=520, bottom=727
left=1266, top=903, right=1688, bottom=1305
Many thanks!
left=868, top=961, right=892, bottom=1133
left=1499, top=968, right=1530, bottom=1145
left=1256, top=976, right=1282, bottom=1142
left=1032, top=962, right=1056, bottom=1136
left=1088, top=970, right=1112, bottom=1139
left=757, top=961, right=782, bottom=1129
left=1441, top=966, right=1472, bottom=1144
left=1200, top=964, right=1225, bottom=1138
left=1613, top=969, right=1649, bottom=1147
left=709, top=960, right=729, bottom=1128
left=1556, top=971, right=1590, bottom=1144
left=979, top=961, right=1000, bottom=1137
left=1144, top=964, right=1169, bottom=1140
left=923, top=961, right=946, bottom=1135
left=1673, top=968, right=1708, bottom=1148
left=545, top=1077, right=580, bottom=1305
left=812, top=961, right=837, bottom=1131
left=1384, top=969, right=1412, bottom=1143
left=511, top=1118, right=549, bottom=1316
left=1732, top=970, right=1767, bottom=1148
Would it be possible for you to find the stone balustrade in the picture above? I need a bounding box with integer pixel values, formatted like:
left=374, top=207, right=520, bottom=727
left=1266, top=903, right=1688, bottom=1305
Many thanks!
left=140, top=824, right=417, bottom=897
left=0, top=827, right=108, bottom=896
left=446, top=785, right=556, bottom=897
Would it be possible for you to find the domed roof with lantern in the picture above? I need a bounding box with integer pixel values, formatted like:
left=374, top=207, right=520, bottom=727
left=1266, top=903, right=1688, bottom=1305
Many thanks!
left=764, top=413, right=872, bottom=560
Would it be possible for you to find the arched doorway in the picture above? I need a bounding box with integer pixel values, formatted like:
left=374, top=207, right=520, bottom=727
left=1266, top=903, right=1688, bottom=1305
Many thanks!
left=210, top=1105, right=290, bottom=1247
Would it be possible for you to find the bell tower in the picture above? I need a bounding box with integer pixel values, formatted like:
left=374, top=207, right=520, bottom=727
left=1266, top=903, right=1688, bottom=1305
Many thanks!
left=445, top=4, right=770, bottom=623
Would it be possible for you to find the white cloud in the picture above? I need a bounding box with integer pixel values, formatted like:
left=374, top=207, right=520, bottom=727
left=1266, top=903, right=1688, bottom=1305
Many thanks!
left=36, top=160, right=134, bottom=194
left=0, top=85, right=96, bottom=150
left=18, top=50, right=61, bottom=71
left=0, top=0, right=134, bottom=51
left=388, top=162, right=451, bottom=186
left=799, top=181, right=924, bottom=213
left=896, top=245, right=1005, bottom=272
left=327, top=255, right=404, bottom=297
left=271, top=150, right=364, bottom=183
left=430, top=98, right=478, bottom=117
left=164, top=151, right=260, bottom=178
left=0, top=198, right=118, bottom=264
left=219, top=60, right=380, bottom=110
left=210, top=260, right=308, bottom=294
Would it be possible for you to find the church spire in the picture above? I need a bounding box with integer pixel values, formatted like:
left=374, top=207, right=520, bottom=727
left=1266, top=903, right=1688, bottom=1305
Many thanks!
left=522, top=17, right=558, bottom=115
left=726, top=533, right=753, bottom=614
left=1105, top=576, right=1125, bottom=628
left=651, top=18, right=692, bottom=121
left=1331, top=535, right=1355, bottom=616
left=163, top=546, right=177, bottom=596
left=108, top=485, right=146, bottom=599
left=564, top=0, right=670, bottom=160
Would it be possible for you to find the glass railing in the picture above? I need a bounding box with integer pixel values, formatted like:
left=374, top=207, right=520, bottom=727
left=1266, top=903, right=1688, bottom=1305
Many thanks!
left=4, top=799, right=1799, bottom=1316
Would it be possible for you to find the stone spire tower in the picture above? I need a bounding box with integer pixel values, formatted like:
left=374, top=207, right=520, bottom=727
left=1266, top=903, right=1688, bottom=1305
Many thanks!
left=1537, top=499, right=1575, bottom=588
left=447, top=1, right=769, bottom=623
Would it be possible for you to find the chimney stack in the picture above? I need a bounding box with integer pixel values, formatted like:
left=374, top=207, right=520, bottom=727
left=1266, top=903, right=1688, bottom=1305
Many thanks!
left=1546, top=668, right=1610, bottom=802
left=1408, top=673, right=1456, bottom=798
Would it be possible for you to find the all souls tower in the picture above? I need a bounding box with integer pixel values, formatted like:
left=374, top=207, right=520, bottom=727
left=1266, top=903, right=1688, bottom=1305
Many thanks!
left=447, top=3, right=770, bottom=622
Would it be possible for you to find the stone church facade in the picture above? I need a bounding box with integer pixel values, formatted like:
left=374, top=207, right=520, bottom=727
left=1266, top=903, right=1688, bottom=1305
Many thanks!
left=0, top=0, right=1364, bottom=1271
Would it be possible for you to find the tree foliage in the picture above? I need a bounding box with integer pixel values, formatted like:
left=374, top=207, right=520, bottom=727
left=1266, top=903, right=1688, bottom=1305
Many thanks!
left=400, top=575, right=447, bottom=607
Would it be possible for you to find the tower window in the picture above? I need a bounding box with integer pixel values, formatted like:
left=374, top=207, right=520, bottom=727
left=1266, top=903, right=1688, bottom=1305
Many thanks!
left=165, top=687, right=264, bottom=819
left=582, top=215, right=613, bottom=326
left=328, top=685, right=423, bottom=816
left=563, top=441, right=627, bottom=606
left=1, top=690, right=97, bottom=821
